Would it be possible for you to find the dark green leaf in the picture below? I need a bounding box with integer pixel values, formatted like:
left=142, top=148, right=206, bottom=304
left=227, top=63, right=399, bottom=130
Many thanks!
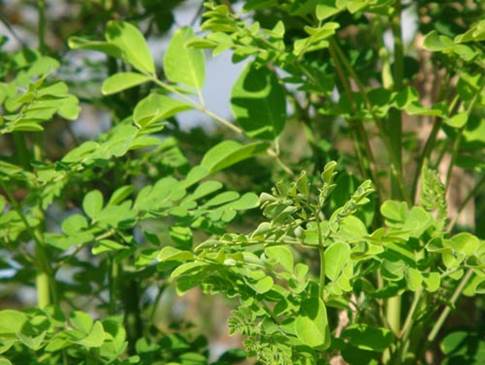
left=231, top=63, right=286, bottom=139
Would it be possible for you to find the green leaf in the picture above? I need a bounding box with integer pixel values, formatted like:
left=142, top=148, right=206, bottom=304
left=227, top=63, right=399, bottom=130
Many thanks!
left=204, top=191, right=239, bottom=207
left=105, top=21, right=155, bottom=74
left=133, top=93, right=191, bottom=128
left=464, top=273, right=485, bottom=296
left=380, top=200, right=407, bottom=222
left=445, top=112, right=468, bottom=128
left=92, top=240, right=125, bottom=255
left=335, top=215, right=367, bottom=242
left=108, top=186, right=133, bottom=206
left=77, top=321, right=106, bottom=348
left=265, top=246, right=294, bottom=272
left=58, top=95, right=80, bottom=120
left=164, top=27, right=205, bottom=91
left=0, top=357, right=12, bottom=365
left=200, top=140, right=268, bottom=173
left=170, top=261, right=207, bottom=280
left=440, top=331, right=468, bottom=354
left=342, top=324, right=393, bottom=352
left=253, top=276, right=274, bottom=294
left=83, top=190, right=104, bottom=220
left=316, top=1, right=341, bottom=21
left=424, top=272, right=441, bottom=292
left=405, top=267, right=423, bottom=291
left=182, top=165, right=210, bottom=188
left=101, top=72, right=151, bottom=95
left=157, top=246, right=193, bottom=262
left=342, top=0, right=368, bottom=13
left=402, top=207, right=432, bottom=237
left=224, top=192, right=259, bottom=210
left=187, top=181, right=223, bottom=201
left=455, top=20, right=485, bottom=43
left=70, top=311, right=94, bottom=335
left=68, top=37, right=122, bottom=58
left=62, top=214, right=88, bottom=235
left=295, top=297, right=330, bottom=349
left=325, top=242, right=351, bottom=281
left=0, top=310, right=27, bottom=335
left=423, top=31, right=454, bottom=51
left=231, top=63, right=287, bottom=139
left=11, top=121, right=44, bottom=132
left=17, top=321, right=47, bottom=351
left=447, top=232, right=479, bottom=256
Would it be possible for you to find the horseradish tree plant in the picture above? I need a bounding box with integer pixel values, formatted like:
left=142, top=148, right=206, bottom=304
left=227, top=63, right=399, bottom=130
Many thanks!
left=0, top=0, right=484, bottom=364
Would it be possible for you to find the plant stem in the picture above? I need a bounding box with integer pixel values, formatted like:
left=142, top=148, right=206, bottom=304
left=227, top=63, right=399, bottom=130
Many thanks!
left=330, top=38, right=399, bottom=201
left=391, top=1, right=404, bottom=91
left=123, top=275, right=143, bottom=354
left=385, top=1, right=405, bottom=338
left=319, top=248, right=325, bottom=300
left=0, top=181, right=55, bottom=307
left=109, top=257, right=119, bottom=314
left=35, top=245, right=52, bottom=308
left=267, top=147, right=294, bottom=176
left=400, top=290, right=422, bottom=341
left=314, top=203, right=326, bottom=301
left=151, top=77, right=243, bottom=134
left=13, top=133, right=30, bottom=168
left=427, top=269, right=473, bottom=342
left=152, top=76, right=295, bottom=176
left=386, top=296, right=401, bottom=335
left=149, top=283, right=165, bottom=323
left=328, top=41, right=380, bottom=190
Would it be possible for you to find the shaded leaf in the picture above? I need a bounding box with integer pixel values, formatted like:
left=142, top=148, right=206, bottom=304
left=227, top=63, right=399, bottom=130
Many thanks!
left=231, top=63, right=286, bottom=139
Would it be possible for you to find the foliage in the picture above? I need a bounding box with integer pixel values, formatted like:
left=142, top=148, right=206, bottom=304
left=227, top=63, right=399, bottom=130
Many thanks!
left=0, top=0, right=484, bottom=364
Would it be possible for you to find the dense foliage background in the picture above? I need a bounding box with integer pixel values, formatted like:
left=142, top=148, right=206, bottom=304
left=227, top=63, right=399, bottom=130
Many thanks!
left=0, top=1, right=484, bottom=364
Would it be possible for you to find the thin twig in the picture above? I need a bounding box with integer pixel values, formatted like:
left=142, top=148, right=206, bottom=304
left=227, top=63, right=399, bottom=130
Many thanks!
left=427, top=269, right=473, bottom=342
left=151, top=77, right=243, bottom=134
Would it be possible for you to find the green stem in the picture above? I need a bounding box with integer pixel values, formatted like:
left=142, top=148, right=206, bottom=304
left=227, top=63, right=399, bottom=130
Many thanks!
left=387, top=0, right=405, bottom=193
left=328, top=41, right=380, bottom=189
left=330, top=38, right=401, bottom=202
left=109, top=258, right=119, bottom=314
left=400, top=290, right=422, bottom=340
left=123, top=275, right=143, bottom=354
left=0, top=181, right=55, bottom=307
left=35, top=245, right=52, bottom=308
left=319, top=248, right=325, bottom=300
left=314, top=201, right=327, bottom=302
left=13, top=133, right=30, bottom=168
left=385, top=1, right=405, bottom=338
left=386, top=295, right=401, bottom=335
left=427, top=269, right=473, bottom=342
left=391, top=1, right=404, bottom=91
left=151, top=77, right=243, bottom=134
left=149, top=284, right=165, bottom=323
left=151, top=76, right=295, bottom=176
left=267, top=147, right=294, bottom=176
